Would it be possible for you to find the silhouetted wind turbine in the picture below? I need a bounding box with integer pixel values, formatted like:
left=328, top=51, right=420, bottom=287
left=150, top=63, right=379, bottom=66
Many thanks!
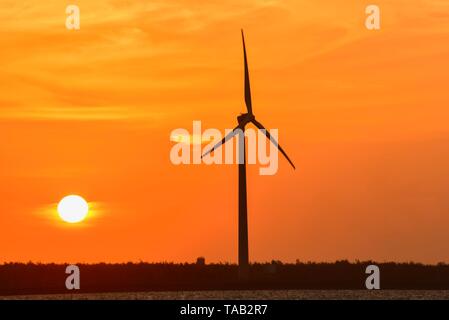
left=202, top=30, right=295, bottom=280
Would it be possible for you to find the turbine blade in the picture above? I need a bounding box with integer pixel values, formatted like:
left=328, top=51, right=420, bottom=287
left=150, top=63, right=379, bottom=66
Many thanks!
left=242, top=30, right=253, bottom=115
left=252, top=119, right=296, bottom=169
left=202, top=125, right=241, bottom=158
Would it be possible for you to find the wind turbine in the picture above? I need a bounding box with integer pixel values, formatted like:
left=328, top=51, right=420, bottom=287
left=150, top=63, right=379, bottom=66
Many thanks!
left=202, top=30, right=295, bottom=280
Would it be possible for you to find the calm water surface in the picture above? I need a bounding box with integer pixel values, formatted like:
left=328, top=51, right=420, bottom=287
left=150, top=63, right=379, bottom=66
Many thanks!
left=3, top=290, right=449, bottom=300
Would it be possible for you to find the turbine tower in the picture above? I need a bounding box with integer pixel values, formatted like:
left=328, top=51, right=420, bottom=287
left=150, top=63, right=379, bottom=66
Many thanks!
left=202, top=30, right=295, bottom=280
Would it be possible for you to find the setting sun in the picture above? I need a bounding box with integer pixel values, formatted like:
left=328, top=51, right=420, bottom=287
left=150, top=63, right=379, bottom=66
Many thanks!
left=57, top=195, right=89, bottom=224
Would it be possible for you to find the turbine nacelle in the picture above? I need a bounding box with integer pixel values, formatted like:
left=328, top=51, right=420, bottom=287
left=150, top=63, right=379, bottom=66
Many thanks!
left=237, top=113, right=255, bottom=126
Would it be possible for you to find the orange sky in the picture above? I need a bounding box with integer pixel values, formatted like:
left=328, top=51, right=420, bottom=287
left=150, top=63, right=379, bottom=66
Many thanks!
left=1, top=0, right=449, bottom=264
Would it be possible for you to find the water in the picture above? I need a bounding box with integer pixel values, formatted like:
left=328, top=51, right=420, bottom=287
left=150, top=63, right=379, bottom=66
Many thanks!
left=3, top=290, right=449, bottom=300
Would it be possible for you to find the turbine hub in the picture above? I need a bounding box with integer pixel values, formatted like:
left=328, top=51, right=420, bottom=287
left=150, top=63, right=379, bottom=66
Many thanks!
left=237, top=113, right=255, bottom=125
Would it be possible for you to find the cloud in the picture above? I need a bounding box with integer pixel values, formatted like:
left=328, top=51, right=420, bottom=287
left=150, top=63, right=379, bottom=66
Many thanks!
left=0, top=0, right=447, bottom=121
left=0, top=106, right=165, bottom=121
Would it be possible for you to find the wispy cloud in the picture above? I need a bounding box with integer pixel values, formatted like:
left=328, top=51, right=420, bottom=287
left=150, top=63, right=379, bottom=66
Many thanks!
left=0, top=106, right=165, bottom=121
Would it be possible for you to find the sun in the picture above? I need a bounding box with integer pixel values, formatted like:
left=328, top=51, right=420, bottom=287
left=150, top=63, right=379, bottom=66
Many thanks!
left=57, top=195, right=89, bottom=223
